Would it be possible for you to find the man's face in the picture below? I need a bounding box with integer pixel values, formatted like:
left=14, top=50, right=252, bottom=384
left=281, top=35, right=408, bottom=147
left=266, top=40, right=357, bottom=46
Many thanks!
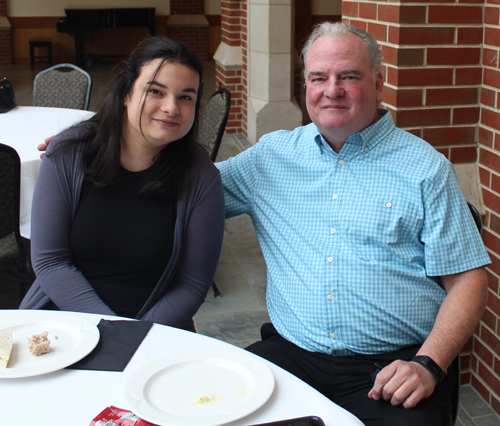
left=305, top=33, right=384, bottom=150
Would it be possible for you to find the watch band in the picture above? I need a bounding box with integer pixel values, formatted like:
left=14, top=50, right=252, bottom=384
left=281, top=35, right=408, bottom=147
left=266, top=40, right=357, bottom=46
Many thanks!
left=411, top=355, right=446, bottom=383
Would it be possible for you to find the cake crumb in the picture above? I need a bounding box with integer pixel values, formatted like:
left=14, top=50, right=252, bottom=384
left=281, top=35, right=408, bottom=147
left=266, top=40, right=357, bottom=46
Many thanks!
left=27, top=331, right=51, bottom=356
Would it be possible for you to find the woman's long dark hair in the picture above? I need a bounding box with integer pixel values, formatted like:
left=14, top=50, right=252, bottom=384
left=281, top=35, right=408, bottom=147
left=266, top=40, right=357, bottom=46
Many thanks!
left=61, top=37, right=204, bottom=198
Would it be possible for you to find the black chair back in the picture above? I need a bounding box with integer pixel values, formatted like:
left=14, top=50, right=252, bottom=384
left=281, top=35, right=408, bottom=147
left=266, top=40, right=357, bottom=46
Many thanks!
left=468, top=202, right=482, bottom=234
left=196, top=87, right=231, bottom=162
left=195, top=87, right=231, bottom=298
left=0, top=143, right=31, bottom=298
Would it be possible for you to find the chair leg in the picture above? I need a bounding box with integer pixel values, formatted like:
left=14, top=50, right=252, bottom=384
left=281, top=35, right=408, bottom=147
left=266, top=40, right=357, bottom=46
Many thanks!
left=211, top=281, right=222, bottom=298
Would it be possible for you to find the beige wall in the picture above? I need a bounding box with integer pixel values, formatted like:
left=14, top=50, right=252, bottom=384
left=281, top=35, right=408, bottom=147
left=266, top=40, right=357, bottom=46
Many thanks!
left=312, top=0, right=342, bottom=16
left=205, top=0, right=221, bottom=15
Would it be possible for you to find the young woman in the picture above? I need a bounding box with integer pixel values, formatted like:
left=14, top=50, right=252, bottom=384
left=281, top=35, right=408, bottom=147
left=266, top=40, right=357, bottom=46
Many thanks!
left=20, top=38, right=225, bottom=331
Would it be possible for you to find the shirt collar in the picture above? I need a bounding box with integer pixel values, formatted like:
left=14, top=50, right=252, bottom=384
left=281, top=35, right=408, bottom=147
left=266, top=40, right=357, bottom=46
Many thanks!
left=312, top=108, right=395, bottom=155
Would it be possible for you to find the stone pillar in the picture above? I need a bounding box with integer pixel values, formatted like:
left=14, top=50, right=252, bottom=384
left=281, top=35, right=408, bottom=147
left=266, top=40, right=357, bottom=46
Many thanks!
left=246, top=0, right=301, bottom=144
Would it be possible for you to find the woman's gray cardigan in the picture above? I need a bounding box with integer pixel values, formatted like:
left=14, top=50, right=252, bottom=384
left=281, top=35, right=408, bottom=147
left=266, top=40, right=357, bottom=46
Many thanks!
left=20, top=128, right=225, bottom=330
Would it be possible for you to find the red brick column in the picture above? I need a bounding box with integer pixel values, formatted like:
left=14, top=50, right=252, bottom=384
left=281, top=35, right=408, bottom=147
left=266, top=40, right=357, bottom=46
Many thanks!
left=475, top=0, right=500, bottom=414
left=0, top=0, right=12, bottom=65
left=343, top=1, right=482, bottom=164
left=171, top=0, right=203, bottom=14
left=168, top=0, right=209, bottom=60
left=215, top=0, right=247, bottom=134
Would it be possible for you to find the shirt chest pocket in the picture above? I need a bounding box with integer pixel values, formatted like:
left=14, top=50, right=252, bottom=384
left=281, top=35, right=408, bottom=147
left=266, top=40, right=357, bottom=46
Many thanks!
left=342, top=197, right=421, bottom=263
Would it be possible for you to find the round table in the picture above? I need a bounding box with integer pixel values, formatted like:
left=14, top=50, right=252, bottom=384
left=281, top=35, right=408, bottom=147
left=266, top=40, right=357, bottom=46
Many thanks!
left=0, top=310, right=364, bottom=426
left=0, top=106, right=94, bottom=239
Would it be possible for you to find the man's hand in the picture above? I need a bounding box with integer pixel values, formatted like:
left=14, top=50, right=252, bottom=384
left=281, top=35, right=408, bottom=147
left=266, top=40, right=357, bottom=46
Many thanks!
left=368, top=360, right=437, bottom=409
left=38, top=135, right=54, bottom=159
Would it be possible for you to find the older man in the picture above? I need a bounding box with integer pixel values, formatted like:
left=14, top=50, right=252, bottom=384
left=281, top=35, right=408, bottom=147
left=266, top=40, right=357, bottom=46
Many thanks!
left=218, top=22, right=490, bottom=425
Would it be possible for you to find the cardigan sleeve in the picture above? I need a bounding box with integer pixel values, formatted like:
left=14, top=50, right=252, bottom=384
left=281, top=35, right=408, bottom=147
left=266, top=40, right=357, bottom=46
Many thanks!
left=20, top=135, right=116, bottom=315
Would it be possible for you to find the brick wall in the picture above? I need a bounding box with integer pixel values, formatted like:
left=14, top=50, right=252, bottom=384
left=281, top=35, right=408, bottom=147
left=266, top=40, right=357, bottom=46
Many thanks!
left=167, top=26, right=209, bottom=60
left=0, top=0, right=12, bottom=65
left=171, top=0, right=204, bottom=15
left=475, top=0, right=500, bottom=414
left=215, top=0, right=247, bottom=134
left=168, top=0, right=209, bottom=61
left=343, top=0, right=483, bottom=164
left=343, top=0, right=500, bottom=415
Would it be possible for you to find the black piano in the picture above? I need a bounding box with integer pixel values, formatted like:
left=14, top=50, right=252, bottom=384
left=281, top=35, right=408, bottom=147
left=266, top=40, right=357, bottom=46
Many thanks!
left=57, top=7, right=156, bottom=68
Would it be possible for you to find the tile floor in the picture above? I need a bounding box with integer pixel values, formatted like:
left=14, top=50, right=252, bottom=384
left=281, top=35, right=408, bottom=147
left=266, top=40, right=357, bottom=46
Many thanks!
left=1, top=60, right=499, bottom=426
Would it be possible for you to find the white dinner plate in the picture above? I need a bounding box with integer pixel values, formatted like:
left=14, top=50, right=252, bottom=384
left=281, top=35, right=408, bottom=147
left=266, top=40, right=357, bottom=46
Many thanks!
left=0, top=311, right=100, bottom=378
left=125, top=347, right=275, bottom=426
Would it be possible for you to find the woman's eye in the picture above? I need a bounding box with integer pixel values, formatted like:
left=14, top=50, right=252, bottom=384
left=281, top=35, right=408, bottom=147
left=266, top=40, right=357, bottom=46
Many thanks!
left=149, top=88, right=161, bottom=95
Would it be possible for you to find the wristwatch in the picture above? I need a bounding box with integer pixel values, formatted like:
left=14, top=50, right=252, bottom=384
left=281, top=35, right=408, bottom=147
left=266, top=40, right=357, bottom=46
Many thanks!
left=411, top=355, right=446, bottom=383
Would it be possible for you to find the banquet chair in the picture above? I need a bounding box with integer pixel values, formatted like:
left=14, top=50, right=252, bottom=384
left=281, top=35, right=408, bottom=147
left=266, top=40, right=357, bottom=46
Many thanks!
left=196, top=87, right=231, bottom=162
left=449, top=202, right=482, bottom=425
left=195, top=87, right=231, bottom=297
left=0, top=143, right=32, bottom=299
left=33, top=63, right=92, bottom=110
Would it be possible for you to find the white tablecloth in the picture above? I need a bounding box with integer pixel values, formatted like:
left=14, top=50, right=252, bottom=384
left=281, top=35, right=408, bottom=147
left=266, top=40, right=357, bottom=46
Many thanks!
left=0, top=310, right=363, bottom=426
left=0, top=106, right=94, bottom=239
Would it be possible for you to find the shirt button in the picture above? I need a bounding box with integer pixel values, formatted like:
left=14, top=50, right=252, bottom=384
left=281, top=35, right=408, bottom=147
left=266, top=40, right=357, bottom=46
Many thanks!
left=327, top=257, right=333, bottom=263
left=331, top=333, right=337, bottom=339
left=386, top=202, right=392, bottom=208
left=327, top=294, right=333, bottom=301
left=339, top=160, right=345, bottom=166
left=364, top=147, right=369, bottom=152
left=331, top=228, right=336, bottom=234
left=333, top=194, right=338, bottom=200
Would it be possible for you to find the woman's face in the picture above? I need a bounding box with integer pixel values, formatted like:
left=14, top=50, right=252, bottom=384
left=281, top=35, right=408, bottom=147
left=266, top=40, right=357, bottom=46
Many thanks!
left=122, top=58, right=200, bottom=154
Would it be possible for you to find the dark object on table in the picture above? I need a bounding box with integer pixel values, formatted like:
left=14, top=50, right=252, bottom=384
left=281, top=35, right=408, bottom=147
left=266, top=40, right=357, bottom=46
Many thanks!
left=56, top=7, right=156, bottom=68
left=33, top=63, right=92, bottom=110
left=69, top=319, right=153, bottom=371
left=250, top=416, right=326, bottom=426
left=0, top=78, right=17, bottom=113
left=0, top=143, right=31, bottom=299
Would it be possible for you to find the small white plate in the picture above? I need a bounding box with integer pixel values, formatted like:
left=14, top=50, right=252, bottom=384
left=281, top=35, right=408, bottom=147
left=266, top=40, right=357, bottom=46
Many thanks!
left=125, top=347, right=275, bottom=426
left=0, top=311, right=100, bottom=378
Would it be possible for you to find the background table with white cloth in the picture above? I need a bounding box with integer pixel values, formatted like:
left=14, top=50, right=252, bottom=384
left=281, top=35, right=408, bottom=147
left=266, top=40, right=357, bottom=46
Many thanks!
left=0, top=310, right=364, bottom=426
left=0, top=106, right=94, bottom=239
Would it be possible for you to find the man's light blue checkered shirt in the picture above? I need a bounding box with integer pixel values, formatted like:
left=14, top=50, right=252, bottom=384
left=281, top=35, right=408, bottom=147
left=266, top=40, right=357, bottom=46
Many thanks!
left=217, top=109, right=490, bottom=356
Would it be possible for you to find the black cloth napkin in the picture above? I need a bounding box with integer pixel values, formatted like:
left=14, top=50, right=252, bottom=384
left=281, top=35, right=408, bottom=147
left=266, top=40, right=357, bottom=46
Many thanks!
left=68, top=319, right=153, bottom=372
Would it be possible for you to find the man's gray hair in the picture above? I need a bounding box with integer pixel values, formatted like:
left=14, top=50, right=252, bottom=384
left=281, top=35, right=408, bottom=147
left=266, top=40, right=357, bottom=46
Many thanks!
left=301, top=21, right=383, bottom=80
